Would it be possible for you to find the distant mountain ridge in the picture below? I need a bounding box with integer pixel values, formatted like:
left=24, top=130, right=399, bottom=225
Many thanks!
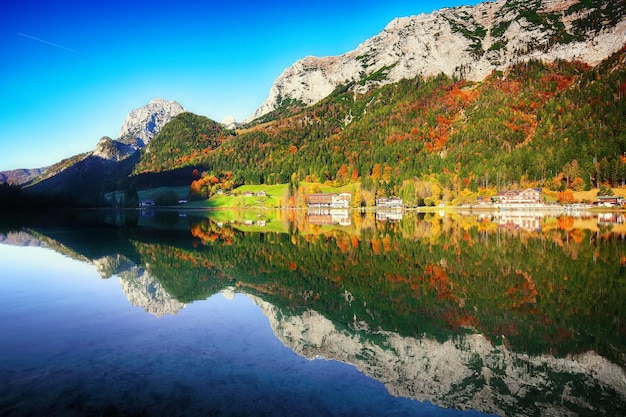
left=5, top=99, right=185, bottom=202
left=0, top=167, right=47, bottom=186
left=251, top=0, right=626, bottom=119
left=0, top=98, right=184, bottom=187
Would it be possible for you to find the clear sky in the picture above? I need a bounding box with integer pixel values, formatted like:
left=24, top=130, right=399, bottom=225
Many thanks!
left=1, top=0, right=480, bottom=171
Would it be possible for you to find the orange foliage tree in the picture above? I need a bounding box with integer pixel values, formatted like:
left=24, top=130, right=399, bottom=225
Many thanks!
left=557, top=189, right=576, bottom=203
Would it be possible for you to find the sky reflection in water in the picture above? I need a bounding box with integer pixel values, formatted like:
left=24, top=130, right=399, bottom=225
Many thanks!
left=0, top=243, right=488, bottom=417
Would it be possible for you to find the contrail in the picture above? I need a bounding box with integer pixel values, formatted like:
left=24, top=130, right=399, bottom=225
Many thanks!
left=17, top=32, right=83, bottom=55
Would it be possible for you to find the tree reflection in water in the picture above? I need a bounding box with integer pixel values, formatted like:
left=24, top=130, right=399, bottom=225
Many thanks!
left=2, top=208, right=624, bottom=416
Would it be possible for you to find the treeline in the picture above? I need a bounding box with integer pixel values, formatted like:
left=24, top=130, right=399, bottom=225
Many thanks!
left=0, top=182, right=86, bottom=209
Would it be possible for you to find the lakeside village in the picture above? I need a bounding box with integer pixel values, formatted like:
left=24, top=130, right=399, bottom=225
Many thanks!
left=300, top=188, right=624, bottom=229
left=136, top=186, right=625, bottom=229
left=138, top=186, right=625, bottom=210
left=302, top=187, right=624, bottom=211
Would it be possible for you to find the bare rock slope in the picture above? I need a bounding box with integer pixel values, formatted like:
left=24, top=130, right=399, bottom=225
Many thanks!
left=247, top=291, right=626, bottom=417
left=117, top=98, right=185, bottom=149
left=252, top=0, right=626, bottom=120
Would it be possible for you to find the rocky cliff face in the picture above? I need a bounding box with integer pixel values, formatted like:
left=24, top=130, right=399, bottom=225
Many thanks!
left=246, top=291, right=626, bottom=417
left=251, top=0, right=626, bottom=120
left=117, top=98, right=185, bottom=149
left=220, top=115, right=238, bottom=130
left=92, top=254, right=186, bottom=317
left=91, top=136, right=136, bottom=162
left=5, top=98, right=185, bottom=182
left=117, top=266, right=186, bottom=317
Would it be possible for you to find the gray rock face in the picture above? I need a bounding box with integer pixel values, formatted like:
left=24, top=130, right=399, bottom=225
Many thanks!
left=251, top=0, right=626, bottom=120
left=91, top=136, right=136, bottom=162
left=117, top=98, right=185, bottom=149
left=0, top=231, right=45, bottom=247
left=246, top=291, right=626, bottom=417
left=88, top=98, right=185, bottom=162
left=117, top=266, right=186, bottom=317
left=220, top=115, right=238, bottom=130
left=92, top=253, right=187, bottom=317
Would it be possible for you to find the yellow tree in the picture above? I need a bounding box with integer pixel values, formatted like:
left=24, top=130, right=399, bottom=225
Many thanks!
left=352, top=187, right=363, bottom=208
left=371, top=163, right=381, bottom=181
left=383, top=165, right=393, bottom=182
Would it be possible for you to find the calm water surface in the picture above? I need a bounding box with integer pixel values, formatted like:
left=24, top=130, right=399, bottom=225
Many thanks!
left=0, top=209, right=624, bottom=417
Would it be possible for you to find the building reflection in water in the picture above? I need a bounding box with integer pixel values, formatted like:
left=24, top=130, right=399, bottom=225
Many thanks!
left=307, top=208, right=351, bottom=226
left=375, top=209, right=403, bottom=222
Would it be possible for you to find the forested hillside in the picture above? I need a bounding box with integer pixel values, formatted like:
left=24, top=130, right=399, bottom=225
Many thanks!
left=134, top=47, right=625, bottom=205
left=133, top=112, right=233, bottom=174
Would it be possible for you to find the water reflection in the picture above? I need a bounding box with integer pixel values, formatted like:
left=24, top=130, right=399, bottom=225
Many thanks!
left=307, top=208, right=352, bottom=226
left=117, top=262, right=186, bottom=317
left=375, top=208, right=404, bottom=222
left=1, top=209, right=625, bottom=416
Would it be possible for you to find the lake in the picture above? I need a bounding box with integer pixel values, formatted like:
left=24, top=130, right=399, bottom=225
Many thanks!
left=0, top=208, right=624, bottom=417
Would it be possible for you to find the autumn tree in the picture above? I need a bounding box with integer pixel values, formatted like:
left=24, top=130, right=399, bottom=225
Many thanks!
left=571, top=177, right=586, bottom=191
left=371, top=163, right=382, bottom=181
left=336, top=164, right=350, bottom=185
left=557, top=189, right=575, bottom=203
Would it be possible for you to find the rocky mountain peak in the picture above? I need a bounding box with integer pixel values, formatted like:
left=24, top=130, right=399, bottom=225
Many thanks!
left=0, top=167, right=47, bottom=186
left=117, top=98, right=185, bottom=149
left=251, top=0, right=626, bottom=120
left=92, top=136, right=135, bottom=162
left=117, top=267, right=186, bottom=317
left=220, top=115, right=238, bottom=130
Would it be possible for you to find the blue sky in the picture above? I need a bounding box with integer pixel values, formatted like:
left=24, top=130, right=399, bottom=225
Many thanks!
left=1, top=0, right=480, bottom=171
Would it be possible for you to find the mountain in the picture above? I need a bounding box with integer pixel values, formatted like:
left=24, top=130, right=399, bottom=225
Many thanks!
left=132, top=112, right=233, bottom=175
left=25, top=151, right=140, bottom=204
left=18, top=99, right=185, bottom=204
left=251, top=0, right=626, bottom=119
left=220, top=115, right=238, bottom=130
left=0, top=98, right=183, bottom=184
left=117, top=98, right=186, bottom=149
left=0, top=167, right=47, bottom=186
left=132, top=0, right=624, bottom=198
left=249, top=292, right=625, bottom=417
left=5, top=0, right=626, bottom=207
left=161, top=46, right=625, bottom=198
left=92, top=136, right=136, bottom=162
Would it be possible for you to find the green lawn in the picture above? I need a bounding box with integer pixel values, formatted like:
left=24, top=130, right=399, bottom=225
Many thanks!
left=138, top=182, right=358, bottom=209
left=187, top=208, right=289, bottom=233
left=186, top=184, right=289, bottom=209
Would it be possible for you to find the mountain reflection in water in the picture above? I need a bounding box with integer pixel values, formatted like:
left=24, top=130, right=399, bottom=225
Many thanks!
left=0, top=208, right=624, bottom=417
